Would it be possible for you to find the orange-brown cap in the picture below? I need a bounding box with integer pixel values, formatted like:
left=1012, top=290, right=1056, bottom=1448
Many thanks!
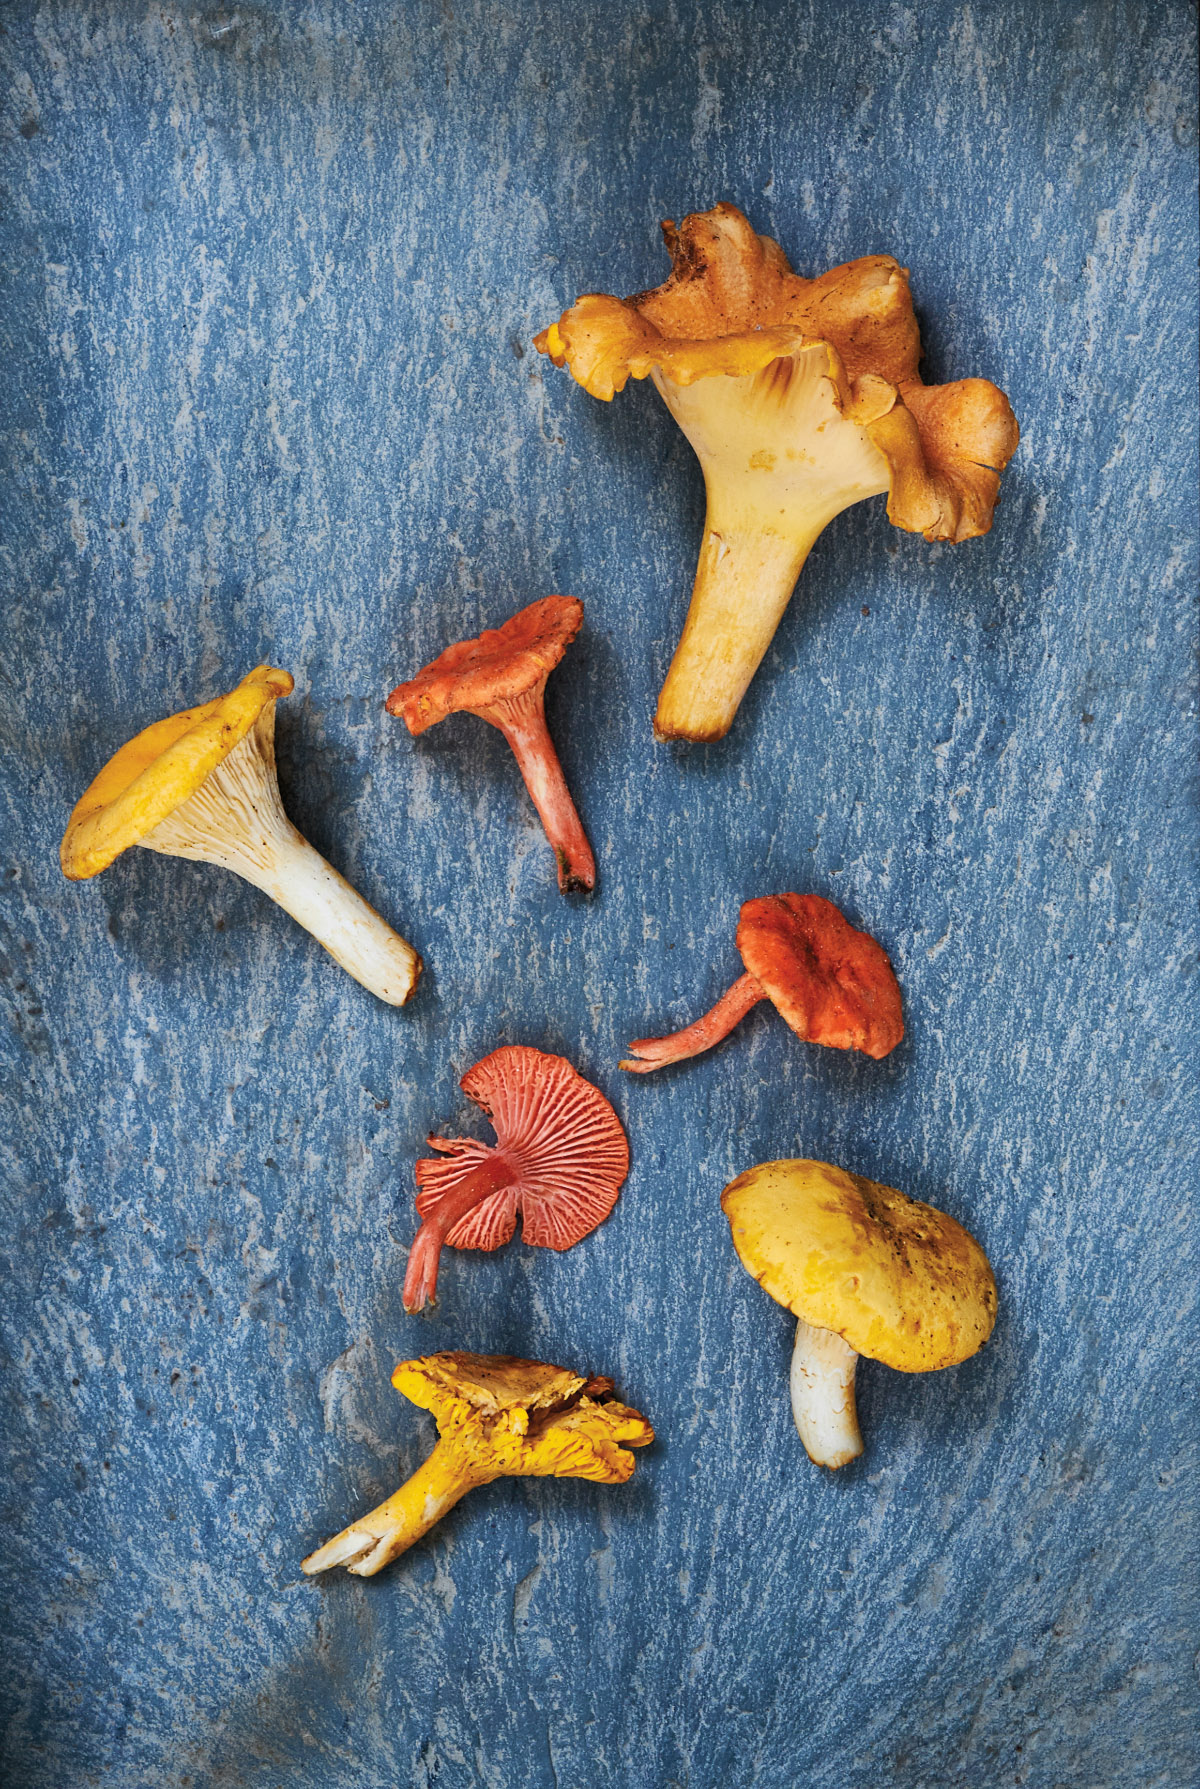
left=736, top=893, right=903, bottom=1060
left=536, top=202, right=1018, bottom=543
left=386, top=597, right=584, bottom=736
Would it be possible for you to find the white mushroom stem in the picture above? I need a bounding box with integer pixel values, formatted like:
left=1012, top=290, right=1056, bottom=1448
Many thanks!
left=789, top=1318, right=863, bottom=1469
left=140, top=706, right=421, bottom=1005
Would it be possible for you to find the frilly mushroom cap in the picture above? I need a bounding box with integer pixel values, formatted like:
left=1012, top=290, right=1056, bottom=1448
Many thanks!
left=721, top=1159, right=997, bottom=1373
left=393, top=1351, right=653, bottom=1483
left=736, top=893, right=903, bottom=1060
left=386, top=596, right=584, bottom=736
left=535, top=202, right=1019, bottom=543
left=415, top=1045, right=629, bottom=1253
left=60, top=665, right=294, bottom=880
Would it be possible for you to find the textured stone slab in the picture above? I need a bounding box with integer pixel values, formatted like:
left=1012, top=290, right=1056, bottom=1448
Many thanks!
left=0, top=3, right=1196, bottom=1785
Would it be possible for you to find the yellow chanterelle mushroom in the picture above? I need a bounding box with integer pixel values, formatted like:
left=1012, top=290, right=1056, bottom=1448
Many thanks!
left=60, top=665, right=421, bottom=1005
left=302, top=1352, right=654, bottom=1578
left=722, top=1159, right=997, bottom=1469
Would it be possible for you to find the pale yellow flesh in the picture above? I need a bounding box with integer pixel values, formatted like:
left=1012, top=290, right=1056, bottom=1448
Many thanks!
left=652, top=351, right=890, bottom=742
left=141, top=707, right=421, bottom=1005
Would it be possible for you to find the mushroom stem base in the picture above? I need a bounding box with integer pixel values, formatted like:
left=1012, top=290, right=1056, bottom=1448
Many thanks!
left=403, top=1155, right=517, bottom=1313
left=483, top=690, right=595, bottom=893
left=620, top=972, right=763, bottom=1072
left=302, top=1439, right=486, bottom=1577
left=790, top=1319, right=863, bottom=1470
left=654, top=517, right=819, bottom=743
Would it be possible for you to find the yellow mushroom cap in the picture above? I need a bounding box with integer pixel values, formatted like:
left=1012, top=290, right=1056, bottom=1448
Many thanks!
left=393, top=1352, right=654, bottom=1484
left=721, top=1159, right=997, bottom=1373
left=60, top=665, right=294, bottom=881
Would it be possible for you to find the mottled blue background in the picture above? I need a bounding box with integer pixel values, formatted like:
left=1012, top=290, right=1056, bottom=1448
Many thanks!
left=1, top=3, right=1197, bottom=1785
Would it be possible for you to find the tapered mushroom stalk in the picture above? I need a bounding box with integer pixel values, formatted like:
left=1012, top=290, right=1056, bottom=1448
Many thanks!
left=302, top=1352, right=653, bottom=1577
left=60, top=665, right=421, bottom=1005
left=536, top=202, right=1020, bottom=741
left=387, top=597, right=595, bottom=892
left=402, top=1045, right=629, bottom=1313
left=722, top=1160, right=998, bottom=1468
left=622, top=893, right=903, bottom=1074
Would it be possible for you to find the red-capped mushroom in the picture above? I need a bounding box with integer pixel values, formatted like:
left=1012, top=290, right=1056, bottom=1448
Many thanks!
left=621, top=893, right=903, bottom=1074
left=386, top=597, right=595, bottom=892
left=402, top=1045, right=629, bottom=1313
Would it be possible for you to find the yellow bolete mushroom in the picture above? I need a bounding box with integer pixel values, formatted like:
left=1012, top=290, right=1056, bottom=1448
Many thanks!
left=302, top=1351, right=653, bottom=1578
left=60, top=665, right=421, bottom=1005
left=536, top=202, right=1020, bottom=742
left=721, top=1159, right=996, bottom=1469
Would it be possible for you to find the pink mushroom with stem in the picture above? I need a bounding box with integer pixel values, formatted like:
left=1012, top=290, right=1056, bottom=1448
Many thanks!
left=621, top=893, right=904, bottom=1074
left=386, top=596, right=596, bottom=892
left=402, top=1045, right=629, bottom=1314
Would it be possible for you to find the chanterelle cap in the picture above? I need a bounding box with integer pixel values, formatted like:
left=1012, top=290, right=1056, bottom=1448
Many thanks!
left=395, top=1352, right=601, bottom=1426
left=61, top=664, right=293, bottom=880
left=721, top=1159, right=996, bottom=1373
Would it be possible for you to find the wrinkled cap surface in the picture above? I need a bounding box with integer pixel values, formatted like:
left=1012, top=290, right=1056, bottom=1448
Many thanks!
left=737, top=893, right=903, bottom=1060
left=535, top=202, right=1019, bottom=543
left=392, top=1351, right=653, bottom=1483
left=386, top=596, right=583, bottom=736
left=415, top=1045, right=629, bottom=1252
left=721, top=1159, right=997, bottom=1373
left=60, top=665, right=294, bottom=880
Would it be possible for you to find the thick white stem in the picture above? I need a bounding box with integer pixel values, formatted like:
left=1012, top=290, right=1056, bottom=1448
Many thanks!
left=140, top=708, right=421, bottom=1005
left=789, top=1318, right=863, bottom=1469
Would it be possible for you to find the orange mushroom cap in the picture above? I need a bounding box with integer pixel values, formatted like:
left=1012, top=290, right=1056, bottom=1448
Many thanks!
left=416, top=1045, right=629, bottom=1254
left=386, top=597, right=584, bottom=735
left=536, top=202, right=1019, bottom=545
left=385, top=596, right=595, bottom=894
left=737, top=893, right=903, bottom=1060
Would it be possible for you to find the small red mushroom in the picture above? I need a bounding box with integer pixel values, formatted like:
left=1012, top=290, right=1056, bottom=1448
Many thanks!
left=402, top=1045, right=629, bottom=1313
left=621, top=893, right=904, bottom=1074
left=386, top=597, right=596, bottom=892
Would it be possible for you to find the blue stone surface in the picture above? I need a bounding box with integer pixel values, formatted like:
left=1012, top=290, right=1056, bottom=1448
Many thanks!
left=1, top=3, right=1197, bottom=1785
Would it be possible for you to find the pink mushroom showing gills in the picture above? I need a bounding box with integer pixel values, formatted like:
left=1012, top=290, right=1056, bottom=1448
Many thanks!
left=402, top=1045, right=629, bottom=1313
left=621, top=893, right=903, bottom=1073
left=386, top=596, right=595, bottom=892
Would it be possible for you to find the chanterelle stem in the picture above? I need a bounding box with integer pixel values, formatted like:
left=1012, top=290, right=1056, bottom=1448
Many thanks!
left=790, top=1318, right=863, bottom=1470
left=650, top=357, right=891, bottom=743
left=621, top=972, right=763, bottom=1073
left=655, top=515, right=823, bottom=743
left=140, top=708, right=421, bottom=1004
left=483, top=689, right=595, bottom=892
left=302, top=1437, right=486, bottom=1577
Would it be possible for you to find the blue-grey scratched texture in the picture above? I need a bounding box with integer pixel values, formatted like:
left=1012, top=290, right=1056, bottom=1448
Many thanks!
left=1, top=2, right=1197, bottom=1786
